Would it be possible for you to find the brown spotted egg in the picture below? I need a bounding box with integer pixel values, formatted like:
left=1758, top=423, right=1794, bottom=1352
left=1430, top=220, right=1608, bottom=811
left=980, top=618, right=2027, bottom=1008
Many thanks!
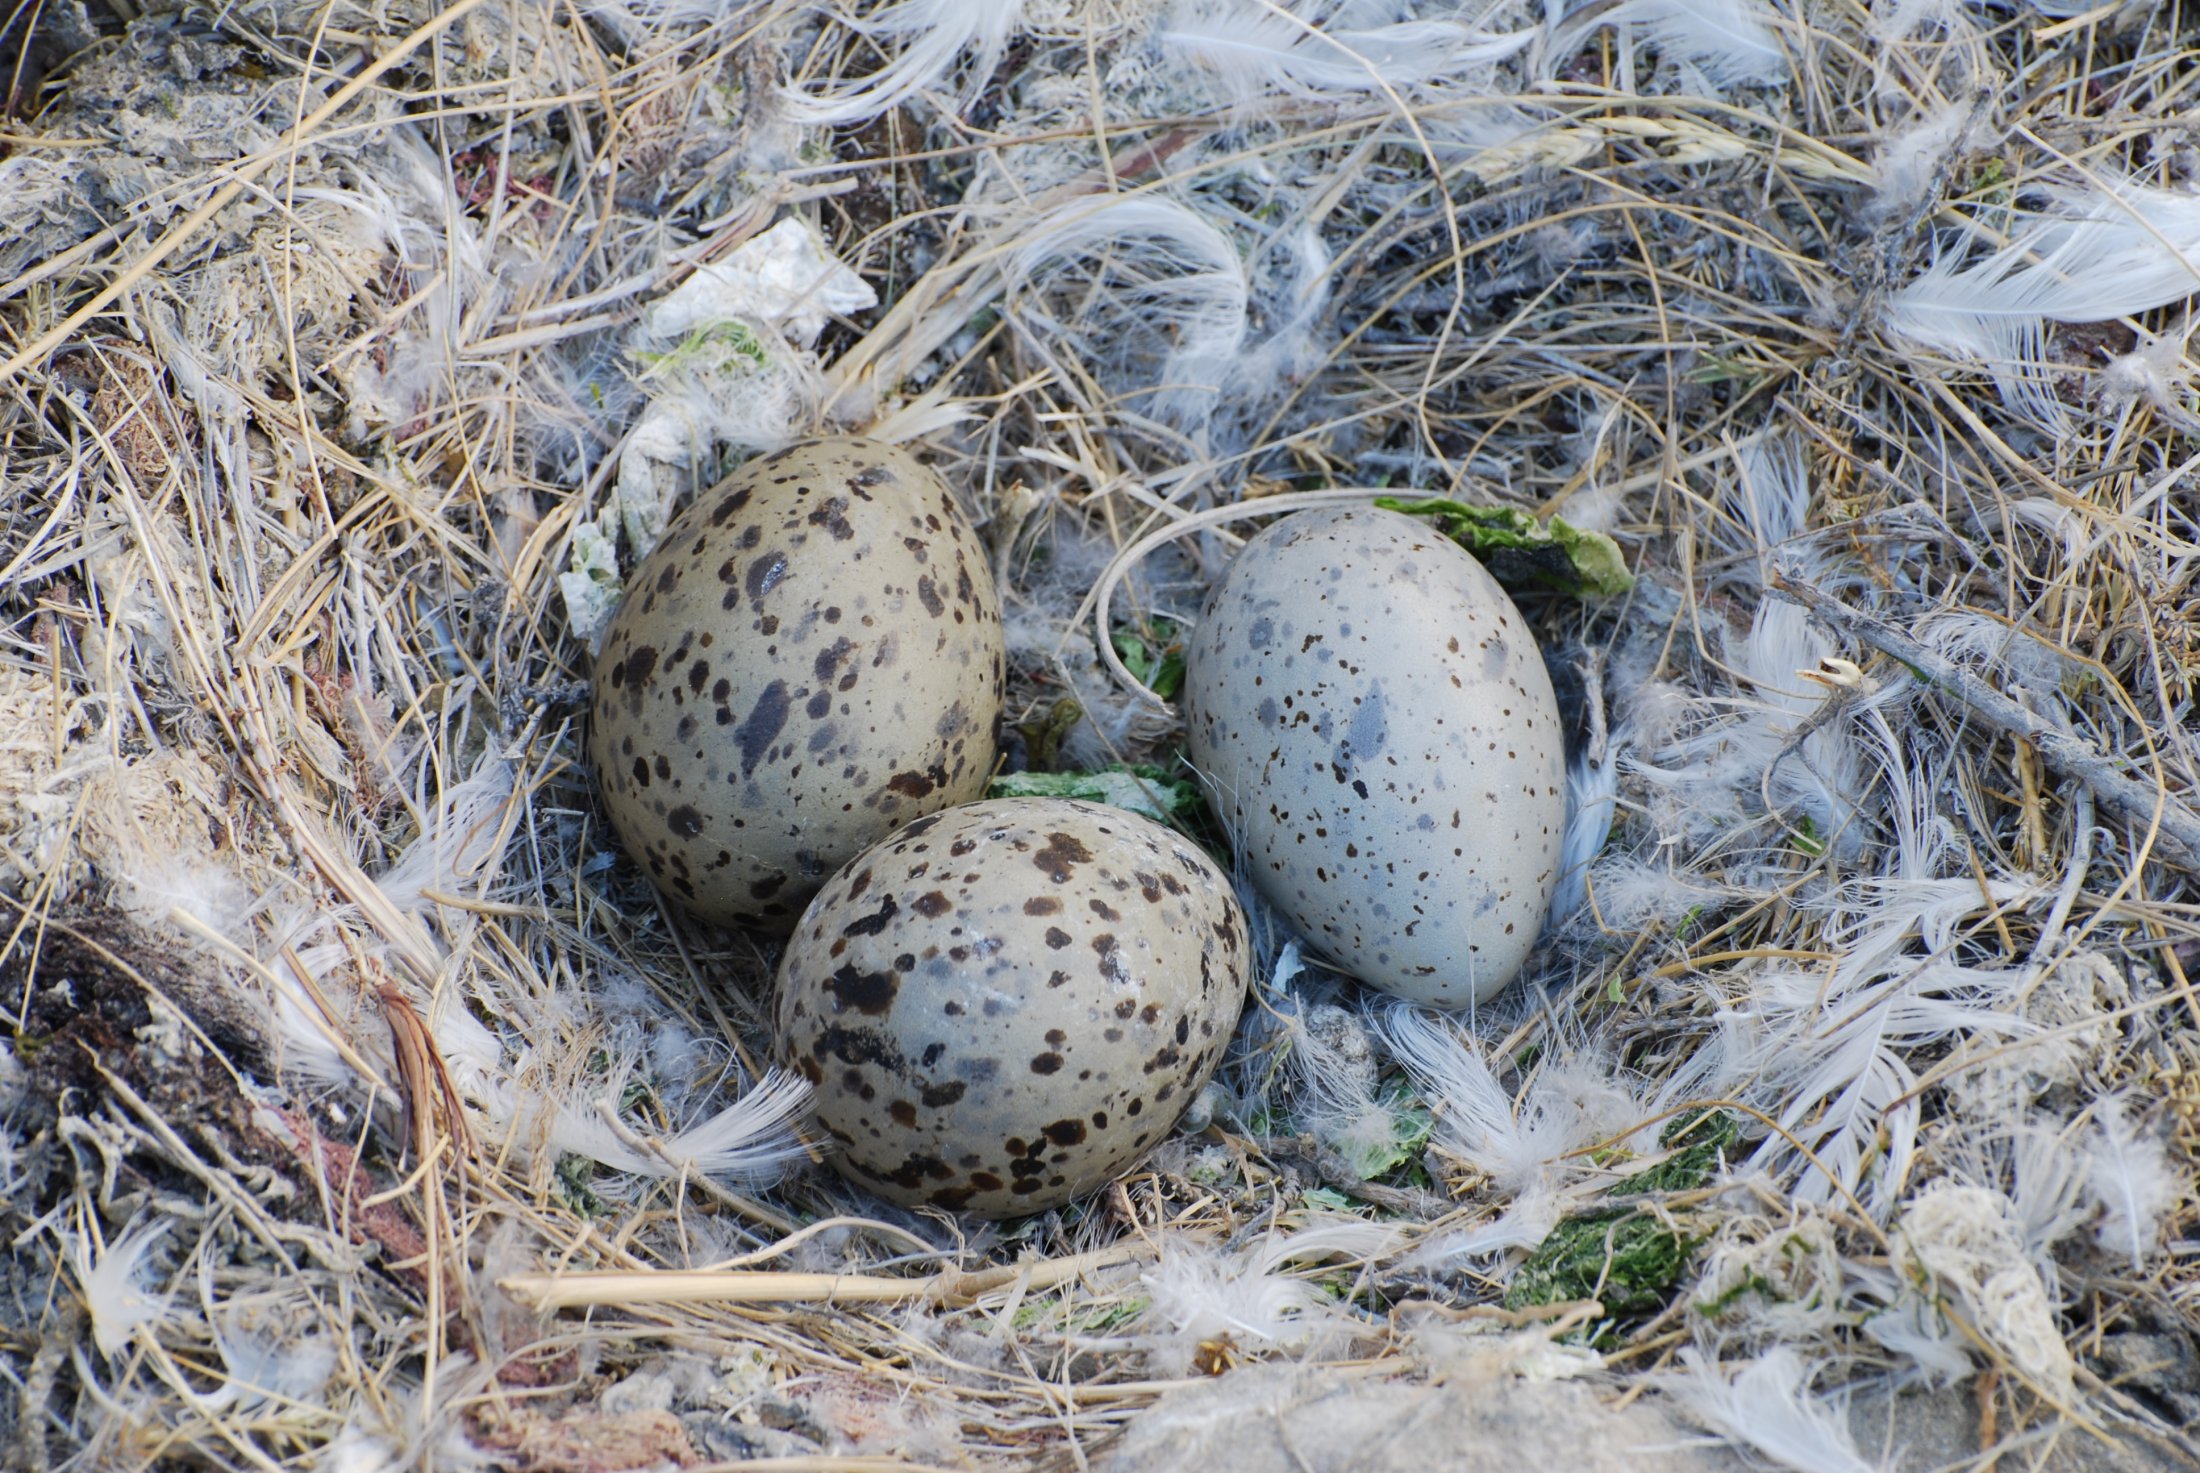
left=592, top=438, right=1005, bottom=931
left=777, top=798, right=1248, bottom=1217
left=1183, top=506, right=1565, bottom=1007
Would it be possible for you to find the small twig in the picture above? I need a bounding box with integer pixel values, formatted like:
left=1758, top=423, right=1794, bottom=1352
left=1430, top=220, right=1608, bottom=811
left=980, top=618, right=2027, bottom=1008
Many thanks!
left=499, top=1243, right=1148, bottom=1313
left=1771, top=572, right=2200, bottom=867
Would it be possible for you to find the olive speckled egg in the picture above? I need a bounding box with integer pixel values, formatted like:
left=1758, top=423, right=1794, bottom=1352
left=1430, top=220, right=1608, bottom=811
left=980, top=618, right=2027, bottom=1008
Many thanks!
left=592, top=439, right=1005, bottom=931
left=777, top=798, right=1248, bottom=1217
left=1183, top=506, right=1564, bottom=1007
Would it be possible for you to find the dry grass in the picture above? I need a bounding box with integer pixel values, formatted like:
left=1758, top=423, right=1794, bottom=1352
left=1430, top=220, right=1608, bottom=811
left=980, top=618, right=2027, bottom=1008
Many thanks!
left=3, top=0, right=2198, bottom=1468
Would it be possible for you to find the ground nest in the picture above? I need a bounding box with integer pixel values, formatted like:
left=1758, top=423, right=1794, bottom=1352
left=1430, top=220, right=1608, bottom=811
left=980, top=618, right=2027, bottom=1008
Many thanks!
left=3, top=1, right=2200, bottom=1470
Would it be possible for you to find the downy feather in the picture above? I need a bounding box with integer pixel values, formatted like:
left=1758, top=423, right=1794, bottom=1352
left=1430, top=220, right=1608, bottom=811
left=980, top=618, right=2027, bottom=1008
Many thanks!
left=500, top=1061, right=813, bottom=1185
left=1376, top=1005, right=1662, bottom=1257
left=782, top=0, right=1030, bottom=127
left=1581, top=853, right=1744, bottom=934
left=2085, top=1094, right=2179, bottom=1271
left=1136, top=1220, right=1398, bottom=1373
left=69, top=1214, right=176, bottom=1359
left=1161, top=0, right=1532, bottom=109
left=1554, top=0, right=1789, bottom=90
left=1006, top=194, right=1250, bottom=436
left=380, top=758, right=518, bottom=914
left=1659, top=1346, right=1880, bottom=1473
left=1867, top=97, right=1983, bottom=224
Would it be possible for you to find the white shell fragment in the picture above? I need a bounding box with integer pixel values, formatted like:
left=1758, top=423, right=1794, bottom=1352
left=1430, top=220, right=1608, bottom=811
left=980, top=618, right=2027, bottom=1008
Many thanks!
left=1184, top=506, right=1565, bottom=1006
left=591, top=438, right=1005, bottom=932
left=777, top=798, right=1249, bottom=1217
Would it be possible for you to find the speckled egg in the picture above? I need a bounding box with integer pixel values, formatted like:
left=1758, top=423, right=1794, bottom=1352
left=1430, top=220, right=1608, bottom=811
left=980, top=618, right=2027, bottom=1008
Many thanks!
left=776, top=798, right=1248, bottom=1217
left=1183, top=506, right=1564, bottom=1007
left=592, top=439, right=1005, bottom=931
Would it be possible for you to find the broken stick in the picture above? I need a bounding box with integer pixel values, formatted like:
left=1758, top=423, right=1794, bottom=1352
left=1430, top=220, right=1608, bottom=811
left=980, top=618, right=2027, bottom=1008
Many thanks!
left=1772, top=571, right=2200, bottom=867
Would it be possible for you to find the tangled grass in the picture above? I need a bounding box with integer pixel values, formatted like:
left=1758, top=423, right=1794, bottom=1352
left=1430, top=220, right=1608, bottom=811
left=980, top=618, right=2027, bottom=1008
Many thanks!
left=2, top=0, right=2198, bottom=1468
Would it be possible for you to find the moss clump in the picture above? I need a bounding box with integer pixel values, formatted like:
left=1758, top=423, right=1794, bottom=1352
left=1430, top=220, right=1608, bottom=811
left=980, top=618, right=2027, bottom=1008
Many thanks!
left=1501, top=1110, right=1741, bottom=1321
left=1624, top=1109, right=1742, bottom=1195
left=1503, top=1209, right=1698, bottom=1317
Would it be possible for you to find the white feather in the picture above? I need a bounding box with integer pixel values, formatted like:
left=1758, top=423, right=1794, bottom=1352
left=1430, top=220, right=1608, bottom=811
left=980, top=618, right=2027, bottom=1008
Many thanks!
left=1375, top=1005, right=1662, bottom=1262
left=1867, top=97, right=1981, bottom=223
left=782, top=0, right=1029, bottom=127
left=116, top=850, right=258, bottom=946
left=1630, top=437, right=1894, bottom=859
left=1884, top=179, right=2200, bottom=422
left=1744, top=958, right=2032, bottom=1215
left=1558, top=0, right=1789, bottom=89
left=1913, top=608, right=2076, bottom=695
left=1006, top=194, right=1250, bottom=436
left=69, top=1215, right=176, bottom=1359
left=1659, top=1346, right=1880, bottom=1473
left=380, top=758, right=517, bottom=913
left=1136, top=1221, right=1396, bottom=1373
left=1965, top=1122, right=2090, bottom=1287
left=1374, top=1005, right=1544, bottom=1195
left=1548, top=746, right=1618, bottom=928
left=2085, top=1095, right=2179, bottom=1272
left=1161, top=0, right=1532, bottom=109
left=1862, top=1295, right=1975, bottom=1385
left=196, top=1256, right=339, bottom=1412
left=1582, top=854, right=1741, bottom=934
left=500, top=1064, right=813, bottom=1185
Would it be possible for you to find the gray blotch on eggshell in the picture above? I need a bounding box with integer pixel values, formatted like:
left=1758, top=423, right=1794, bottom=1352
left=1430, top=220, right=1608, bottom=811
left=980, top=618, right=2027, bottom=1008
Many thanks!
left=1183, top=506, right=1565, bottom=1007
left=776, top=797, right=1249, bottom=1217
left=591, top=438, right=1005, bottom=932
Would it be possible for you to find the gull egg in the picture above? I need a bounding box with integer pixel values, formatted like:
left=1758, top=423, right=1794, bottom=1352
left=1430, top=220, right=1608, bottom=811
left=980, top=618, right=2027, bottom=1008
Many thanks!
left=591, top=438, right=1005, bottom=931
left=1184, top=506, right=1565, bottom=1006
left=777, top=798, right=1249, bottom=1217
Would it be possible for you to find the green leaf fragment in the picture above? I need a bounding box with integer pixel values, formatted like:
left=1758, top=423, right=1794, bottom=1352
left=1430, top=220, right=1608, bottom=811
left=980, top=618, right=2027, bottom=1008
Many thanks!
left=986, top=764, right=1202, bottom=824
left=1373, top=495, right=1634, bottom=598
left=1328, top=1078, right=1433, bottom=1180
left=1110, top=618, right=1187, bottom=700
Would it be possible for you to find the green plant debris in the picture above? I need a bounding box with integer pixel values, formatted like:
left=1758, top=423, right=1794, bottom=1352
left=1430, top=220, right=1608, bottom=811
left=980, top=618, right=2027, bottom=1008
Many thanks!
left=1502, top=1209, right=1697, bottom=1317
left=1014, top=697, right=1083, bottom=770
left=1503, top=1111, right=1738, bottom=1319
left=1791, top=814, right=1827, bottom=857
left=1346, top=1079, right=1434, bottom=1179
left=553, top=1154, right=604, bottom=1218
left=1110, top=617, right=1187, bottom=700
left=987, top=763, right=1202, bottom=824
left=1624, top=1109, right=1742, bottom=1195
left=1374, top=495, right=1633, bottom=597
left=635, top=319, right=772, bottom=374
left=1300, top=1186, right=1360, bottom=1213
left=1696, top=1269, right=1782, bottom=1318
left=1013, top=1293, right=1149, bottom=1333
